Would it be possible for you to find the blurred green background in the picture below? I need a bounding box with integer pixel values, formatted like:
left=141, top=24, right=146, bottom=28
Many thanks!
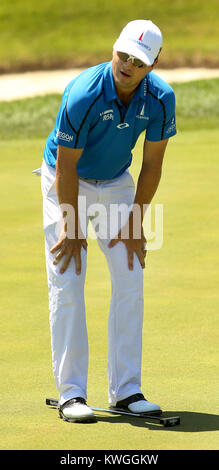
left=1, top=0, right=219, bottom=72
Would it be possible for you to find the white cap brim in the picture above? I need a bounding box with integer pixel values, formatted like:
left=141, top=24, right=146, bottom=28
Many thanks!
left=113, top=38, right=155, bottom=66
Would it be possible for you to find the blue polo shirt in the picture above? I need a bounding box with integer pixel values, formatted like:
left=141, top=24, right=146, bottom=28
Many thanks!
left=43, top=61, right=176, bottom=180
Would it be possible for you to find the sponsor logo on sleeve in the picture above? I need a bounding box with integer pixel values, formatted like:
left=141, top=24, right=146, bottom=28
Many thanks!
left=166, top=117, right=176, bottom=134
left=56, top=129, right=74, bottom=142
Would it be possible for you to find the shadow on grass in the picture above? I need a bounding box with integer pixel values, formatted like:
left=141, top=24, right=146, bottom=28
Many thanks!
left=95, top=411, right=219, bottom=432
left=46, top=404, right=219, bottom=431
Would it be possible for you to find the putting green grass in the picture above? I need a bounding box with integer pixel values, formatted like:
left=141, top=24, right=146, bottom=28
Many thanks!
left=0, top=127, right=218, bottom=450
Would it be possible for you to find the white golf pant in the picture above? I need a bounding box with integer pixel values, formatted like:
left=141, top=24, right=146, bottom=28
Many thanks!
left=41, top=160, right=144, bottom=406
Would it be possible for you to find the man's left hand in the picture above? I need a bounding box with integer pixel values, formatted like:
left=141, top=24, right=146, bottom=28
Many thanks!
left=108, top=223, right=147, bottom=271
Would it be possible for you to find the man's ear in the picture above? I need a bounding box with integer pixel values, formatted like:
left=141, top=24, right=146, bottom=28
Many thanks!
left=152, top=47, right=162, bottom=69
left=112, top=49, right=116, bottom=59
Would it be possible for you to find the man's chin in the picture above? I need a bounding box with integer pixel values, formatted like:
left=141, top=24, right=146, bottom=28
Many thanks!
left=115, top=73, right=133, bottom=88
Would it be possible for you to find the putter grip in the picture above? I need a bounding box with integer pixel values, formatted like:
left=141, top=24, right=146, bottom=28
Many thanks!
left=46, top=397, right=58, bottom=407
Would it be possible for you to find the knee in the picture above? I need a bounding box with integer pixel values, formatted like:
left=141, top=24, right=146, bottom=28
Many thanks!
left=108, top=245, right=143, bottom=291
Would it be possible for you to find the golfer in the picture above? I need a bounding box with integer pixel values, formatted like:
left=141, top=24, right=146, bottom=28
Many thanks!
left=41, top=19, right=176, bottom=422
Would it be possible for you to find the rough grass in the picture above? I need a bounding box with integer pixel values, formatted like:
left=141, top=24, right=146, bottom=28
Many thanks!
left=1, top=78, right=219, bottom=141
left=1, top=0, right=219, bottom=71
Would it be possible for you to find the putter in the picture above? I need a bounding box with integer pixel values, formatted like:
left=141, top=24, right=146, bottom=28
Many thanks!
left=45, top=398, right=180, bottom=427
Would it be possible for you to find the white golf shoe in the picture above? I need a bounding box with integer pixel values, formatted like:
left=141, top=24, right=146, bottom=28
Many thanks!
left=59, top=397, right=96, bottom=423
left=111, top=393, right=161, bottom=414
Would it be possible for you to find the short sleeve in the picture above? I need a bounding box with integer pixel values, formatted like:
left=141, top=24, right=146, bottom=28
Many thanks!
left=146, top=89, right=177, bottom=141
left=55, top=85, right=91, bottom=149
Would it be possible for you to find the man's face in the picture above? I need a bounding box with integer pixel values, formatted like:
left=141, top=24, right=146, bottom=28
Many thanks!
left=112, top=50, right=156, bottom=93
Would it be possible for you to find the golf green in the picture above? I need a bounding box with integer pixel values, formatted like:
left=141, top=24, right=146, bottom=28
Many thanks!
left=0, top=128, right=218, bottom=450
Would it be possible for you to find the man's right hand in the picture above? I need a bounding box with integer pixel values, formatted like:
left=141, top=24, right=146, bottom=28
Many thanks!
left=53, top=145, right=85, bottom=275
left=50, top=232, right=87, bottom=275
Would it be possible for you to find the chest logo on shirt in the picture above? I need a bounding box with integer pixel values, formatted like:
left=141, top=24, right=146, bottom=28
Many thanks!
left=136, top=103, right=149, bottom=120
left=100, top=108, right=129, bottom=129
left=117, top=123, right=130, bottom=129
left=100, top=109, right=114, bottom=121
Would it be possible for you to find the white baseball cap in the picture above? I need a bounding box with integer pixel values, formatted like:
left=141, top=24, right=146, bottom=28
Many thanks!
left=113, top=20, right=163, bottom=66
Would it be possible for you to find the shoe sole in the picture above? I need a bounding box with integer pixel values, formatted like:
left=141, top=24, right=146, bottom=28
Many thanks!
left=59, top=410, right=97, bottom=423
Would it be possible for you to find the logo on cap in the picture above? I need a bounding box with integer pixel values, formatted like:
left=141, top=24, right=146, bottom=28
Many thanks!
left=138, top=32, right=144, bottom=41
